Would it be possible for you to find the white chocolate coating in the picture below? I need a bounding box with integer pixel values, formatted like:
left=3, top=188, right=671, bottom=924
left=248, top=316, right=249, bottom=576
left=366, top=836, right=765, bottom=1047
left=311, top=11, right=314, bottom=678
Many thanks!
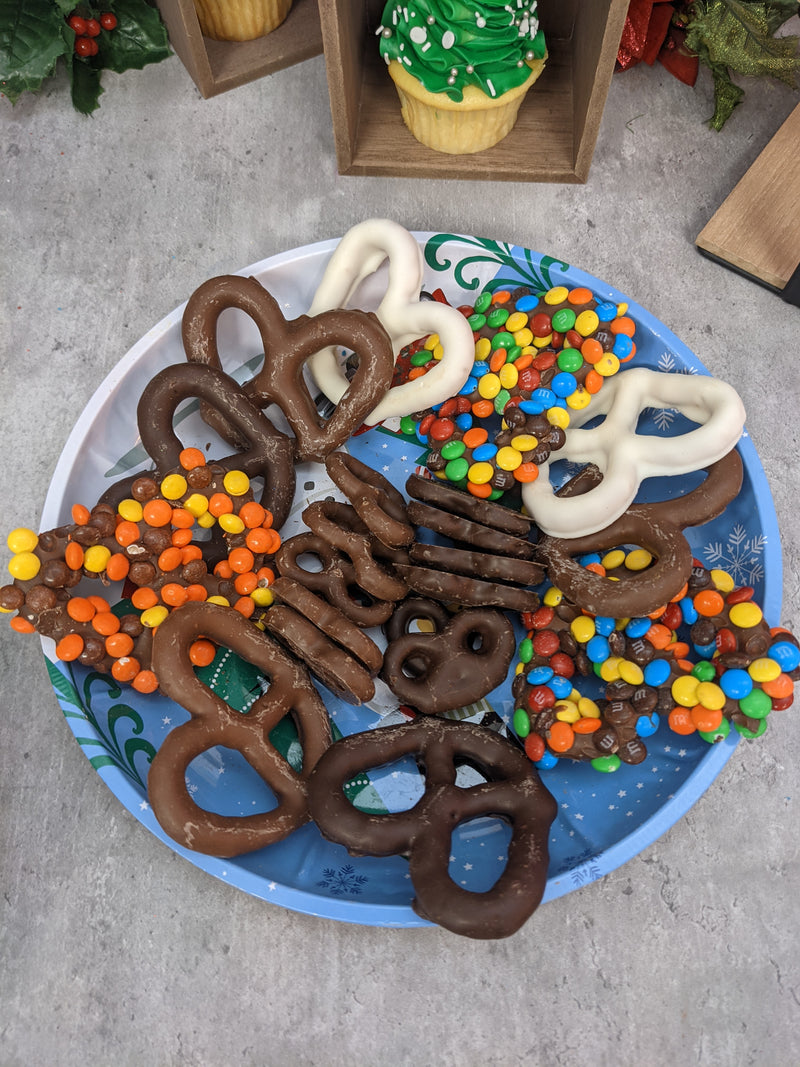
left=522, top=367, right=747, bottom=538
left=307, top=219, right=474, bottom=424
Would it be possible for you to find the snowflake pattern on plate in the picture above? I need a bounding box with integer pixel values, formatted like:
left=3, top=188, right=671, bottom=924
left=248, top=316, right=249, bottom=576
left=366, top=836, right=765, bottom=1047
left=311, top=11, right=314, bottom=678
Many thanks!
left=318, top=865, right=369, bottom=896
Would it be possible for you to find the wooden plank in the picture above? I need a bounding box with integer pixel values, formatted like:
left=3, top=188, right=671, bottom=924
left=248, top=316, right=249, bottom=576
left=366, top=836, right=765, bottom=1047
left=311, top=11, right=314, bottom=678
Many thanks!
left=696, top=103, right=800, bottom=291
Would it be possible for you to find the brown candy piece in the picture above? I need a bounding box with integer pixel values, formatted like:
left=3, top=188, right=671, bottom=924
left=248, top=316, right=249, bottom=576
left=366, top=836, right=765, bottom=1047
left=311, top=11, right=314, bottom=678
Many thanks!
left=326, top=451, right=414, bottom=549
left=380, top=607, right=515, bottom=714
left=149, top=601, right=332, bottom=857
left=181, top=274, right=395, bottom=463
left=538, top=450, right=744, bottom=617
left=307, top=717, right=557, bottom=939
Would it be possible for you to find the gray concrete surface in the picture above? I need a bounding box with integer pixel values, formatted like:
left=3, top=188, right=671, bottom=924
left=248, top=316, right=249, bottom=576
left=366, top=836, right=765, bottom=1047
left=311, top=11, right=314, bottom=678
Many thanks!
left=2, top=40, right=799, bottom=1067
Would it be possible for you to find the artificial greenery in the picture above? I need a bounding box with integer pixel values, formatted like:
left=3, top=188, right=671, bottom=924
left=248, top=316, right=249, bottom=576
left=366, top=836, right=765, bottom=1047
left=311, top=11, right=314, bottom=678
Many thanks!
left=0, top=0, right=170, bottom=114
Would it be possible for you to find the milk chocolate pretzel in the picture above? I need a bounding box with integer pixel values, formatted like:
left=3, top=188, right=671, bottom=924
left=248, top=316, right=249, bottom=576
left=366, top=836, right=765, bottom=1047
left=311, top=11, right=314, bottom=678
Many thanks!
left=326, top=451, right=414, bottom=549
left=181, top=274, right=395, bottom=462
left=380, top=606, right=515, bottom=714
left=405, top=473, right=533, bottom=538
left=274, top=531, right=395, bottom=628
left=537, top=449, right=744, bottom=617
left=135, top=362, right=296, bottom=530
left=149, top=600, right=332, bottom=857
left=302, top=499, right=409, bottom=603
left=307, top=716, right=558, bottom=939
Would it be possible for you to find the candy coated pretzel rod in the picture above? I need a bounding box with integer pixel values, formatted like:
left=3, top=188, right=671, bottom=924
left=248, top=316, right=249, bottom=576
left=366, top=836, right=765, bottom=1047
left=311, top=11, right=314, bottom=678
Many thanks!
left=149, top=601, right=332, bottom=857
left=307, top=219, right=475, bottom=423
left=522, top=367, right=747, bottom=538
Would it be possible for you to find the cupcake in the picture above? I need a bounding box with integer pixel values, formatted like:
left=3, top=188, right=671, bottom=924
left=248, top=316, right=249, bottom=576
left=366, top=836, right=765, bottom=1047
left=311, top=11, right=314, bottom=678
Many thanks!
left=193, top=0, right=292, bottom=41
left=377, top=1, right=547, bottom=154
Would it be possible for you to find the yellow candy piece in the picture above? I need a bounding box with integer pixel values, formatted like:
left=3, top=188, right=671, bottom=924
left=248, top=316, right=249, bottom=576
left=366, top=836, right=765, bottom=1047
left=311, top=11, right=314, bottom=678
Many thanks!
left=511, top=434, right=538, bottom=453
left=498, top=363, right=518, bottom=390
left=160, top=474, right=188, bottom=500
left=8, top=551, right=41, bottom=581
left=505, top=311, right=528, bottom=333
left=432, top=343, right=444, bottom=361
left=696, top=681, right=726, bottom=710
left=578, top=696, right=601, bottom=718
left=729, top=602, right=763, bottom=629
left=618, top=660, right=644, bottom=686
left=566, top=388, right=591, bottom=411
left=748, top=657, right=781, bottom=683
left=710, top=568, right=735, bottom=593
left=513, top=327, right=533, bottom=348
left=141, top=605, right=169, bottom=628
left=570, top=615, right=596, bottom=644
left=599, top=657, right=622, bottom=682
left=474, top=337, right=492, bottom=361
left=468, top=461, right=494, bottom=485
left=496, top=447, right=521, bottom=472
left=595, top=353, right=621, bottom=377
left=249, top=587, right=273, bottom=607
left=601, top=549, right=626, bottom=571
left=547, top=406, right=570, bottom=429
left=625, top=548, right=653, bottom=571
left=223, top=470, right=250, bottom=497
left=478, top=373, right=501, bottom=400
left=555, top=701, right=581, bottom=724
left=83, top=545, right=112, bottom=573
left=197, top=512, right=217, bottom=529
left=514, top=661, right=525, bottom=676
left=575, top=310, right=600, bottom=336
left=617, top=302, right=629, bottom=316
left=545, top=286, right=569, bottom=305
left=543, top=586, right=563, bottom=607
left=218, top=513, right=245, bottom=535
left=424, top=333, right=440, bottom=351
left=206, top=595, right=231, bottom=608
left=184, top=493, right=209, bottom=518
left=7, top=527, right=38, bottom=554
left=118, top=498, right=143, bottom=523
left=532, top=333, right=552, bottom=349
left=671, top=675, right=700, bottom=708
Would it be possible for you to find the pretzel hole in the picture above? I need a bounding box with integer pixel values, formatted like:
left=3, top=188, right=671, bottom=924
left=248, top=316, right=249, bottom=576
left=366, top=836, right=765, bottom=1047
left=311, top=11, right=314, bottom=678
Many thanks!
left=399, top=654, right=430, bottom=680
left=295, top=551, right=325, bottom=573
left=185, top=747, right=281, bottom=814
left=449, top=815, right=513, bottom=891
left=347, top=753, right=425, bottom=812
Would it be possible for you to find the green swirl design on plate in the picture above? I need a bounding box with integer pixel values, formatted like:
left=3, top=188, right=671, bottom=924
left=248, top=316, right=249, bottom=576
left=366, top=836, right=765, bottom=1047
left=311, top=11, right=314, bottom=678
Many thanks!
left=47, top=659, right=156, bottom=789
left=424, top=234, right=569, bottom=296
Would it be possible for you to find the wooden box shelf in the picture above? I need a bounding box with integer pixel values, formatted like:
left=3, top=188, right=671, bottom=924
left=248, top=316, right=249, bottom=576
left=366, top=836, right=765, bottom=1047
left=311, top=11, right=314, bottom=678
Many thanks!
left=318, top=0, right=630, bottom=183
left=156, top=0, right=323, bottom=99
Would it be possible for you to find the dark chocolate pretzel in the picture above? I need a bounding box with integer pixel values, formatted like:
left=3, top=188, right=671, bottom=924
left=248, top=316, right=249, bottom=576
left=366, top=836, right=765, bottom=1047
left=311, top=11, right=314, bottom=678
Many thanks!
left=307, top=717, right=557, bottom=939
left=326, top=451, right=414, bottom=549
left=537, top=449, right=744, bottom=617
left=380, top=607, right=515, bottom=714
left=181, top=274, right=395, bottom=462
left=149, top=601, right=332, bottom=857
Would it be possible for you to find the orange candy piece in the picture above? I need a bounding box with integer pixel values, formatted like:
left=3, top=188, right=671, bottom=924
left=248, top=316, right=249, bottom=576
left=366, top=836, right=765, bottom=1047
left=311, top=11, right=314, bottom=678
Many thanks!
left=179, top=447, right=206, bottom=470
left=71, top=503, right=91, bottom=525
left=548, top=720, right=575, bottom=753
left=115, top=520, right=140, bottom=547
left=111, top=656, right=140, bottom=682
left=189, top=638, right=216, bottom=667
left=92, top=611, right=120, bottom=637
left=67, top=597, right=96, bottom=623
left=65, top=541, right=84, bottom=571
left=56, top=633, right=84, bottom=661
left=668, top=706, right=696, bottom=735
left=132, top=670, right=159, bottom=694
left=143, top=498, right=173, bottom=528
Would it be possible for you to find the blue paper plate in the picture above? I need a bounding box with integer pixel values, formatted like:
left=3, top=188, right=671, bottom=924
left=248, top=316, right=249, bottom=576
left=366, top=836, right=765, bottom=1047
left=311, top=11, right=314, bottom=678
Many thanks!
left=40, top=234, right=783, bottom=927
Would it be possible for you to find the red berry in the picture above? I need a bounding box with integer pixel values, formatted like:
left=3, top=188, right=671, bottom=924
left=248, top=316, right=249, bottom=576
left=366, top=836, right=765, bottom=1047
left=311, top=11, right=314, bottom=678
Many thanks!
left=85, top=17, right=101, bottom=36
left=100, top=12, right=117, bottom=29
left=68, top=15, right=87, bottom=33
left=75, top=36, right=94, bottom=55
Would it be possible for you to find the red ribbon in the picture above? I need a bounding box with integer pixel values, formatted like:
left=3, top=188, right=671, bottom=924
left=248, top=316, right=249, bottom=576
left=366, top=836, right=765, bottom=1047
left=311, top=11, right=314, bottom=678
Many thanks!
left=616, top=0, right=699, bottom=86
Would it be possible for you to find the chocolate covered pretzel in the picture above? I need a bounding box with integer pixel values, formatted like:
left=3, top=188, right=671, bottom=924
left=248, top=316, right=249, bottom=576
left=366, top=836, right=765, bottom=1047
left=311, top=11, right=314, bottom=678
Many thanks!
left=307, top=716, right=557, bottom=939
left=182, top=274, right=395, bottom=462
left=326, top=451, right=414, bottom=549
left=149, top=600, right=332, bottom=856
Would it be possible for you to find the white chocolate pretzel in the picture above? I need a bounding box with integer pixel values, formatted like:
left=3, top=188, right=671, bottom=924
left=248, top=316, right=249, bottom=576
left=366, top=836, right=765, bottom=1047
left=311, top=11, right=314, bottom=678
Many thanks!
left=307, top=219, right=474, bottom=423
left=522, top=367, right=747, bottom=538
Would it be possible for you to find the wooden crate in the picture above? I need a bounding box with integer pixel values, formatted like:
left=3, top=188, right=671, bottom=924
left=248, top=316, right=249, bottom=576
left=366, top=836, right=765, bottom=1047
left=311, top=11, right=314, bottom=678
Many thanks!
left=318, top=0, right=630, bottom=183
left=156, top=0, right=323, bottom=99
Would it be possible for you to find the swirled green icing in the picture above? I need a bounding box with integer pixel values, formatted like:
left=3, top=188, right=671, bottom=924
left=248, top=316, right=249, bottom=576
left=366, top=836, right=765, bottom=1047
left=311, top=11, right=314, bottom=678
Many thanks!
left=378, top=1, right=546, bottom=103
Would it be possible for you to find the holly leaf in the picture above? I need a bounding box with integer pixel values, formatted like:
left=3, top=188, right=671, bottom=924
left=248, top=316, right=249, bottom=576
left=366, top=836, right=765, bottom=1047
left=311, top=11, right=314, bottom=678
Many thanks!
left=70, top=51, right=104, bottom=114
left=0, top=0, right=72, bottom=102
left=686, top=0, right=800, bottom=85
left=100, top=0, right=170, bottom=74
